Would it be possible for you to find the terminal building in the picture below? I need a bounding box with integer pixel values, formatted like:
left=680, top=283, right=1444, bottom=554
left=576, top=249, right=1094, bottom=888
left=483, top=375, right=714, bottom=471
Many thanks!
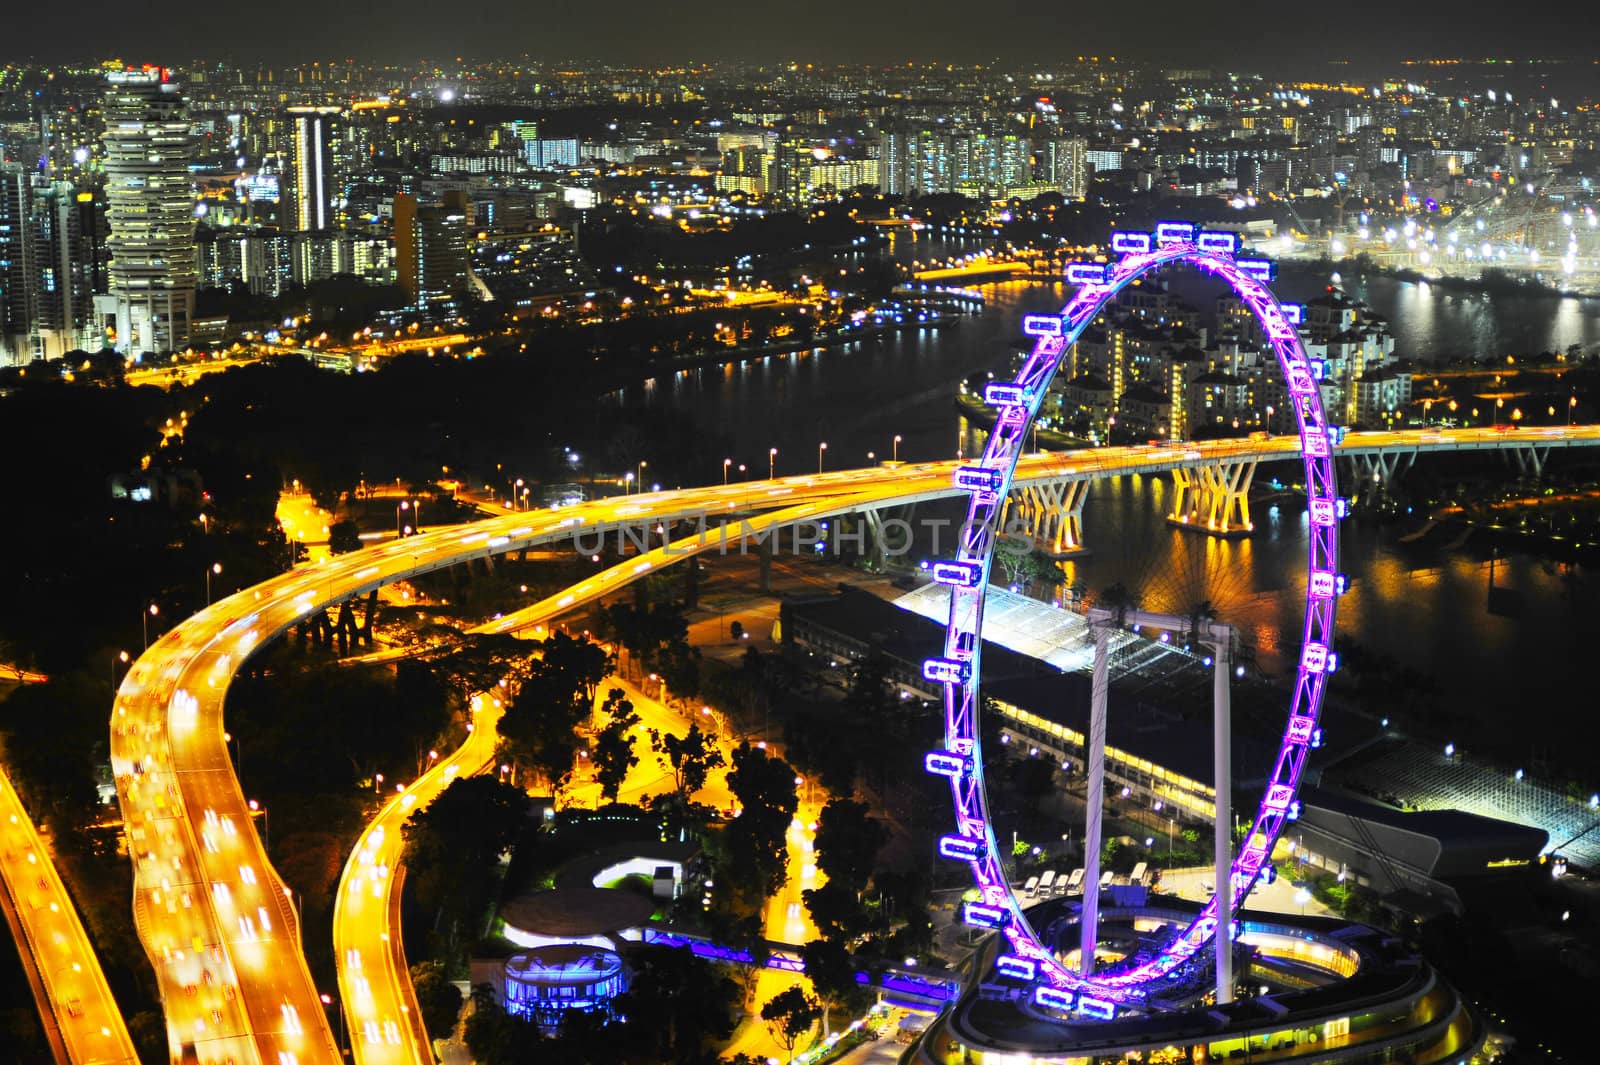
left=1283, top=788, right=1548, bottom=917
left=782, top=584, right=1273, bottom=826
left=784, top=582, right=1554, bottom=911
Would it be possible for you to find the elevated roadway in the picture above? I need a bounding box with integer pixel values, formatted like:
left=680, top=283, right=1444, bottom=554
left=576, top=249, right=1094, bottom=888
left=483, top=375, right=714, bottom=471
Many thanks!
left=113, top=425, right=1600, bottom=1064
left=0, top=766, right=138, bottom=1065
left=333, top=691, right=503, bottom=1065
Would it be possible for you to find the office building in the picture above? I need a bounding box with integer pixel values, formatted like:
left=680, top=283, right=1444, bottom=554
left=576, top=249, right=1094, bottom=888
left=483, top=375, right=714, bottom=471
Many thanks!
left=99, top=68, right=197, bottom=354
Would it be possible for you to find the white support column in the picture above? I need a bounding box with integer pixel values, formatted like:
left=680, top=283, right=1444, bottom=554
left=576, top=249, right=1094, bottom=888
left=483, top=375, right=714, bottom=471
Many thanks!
left=1515, top=445, right=1549, bottom=479
left=1172, top=460, right=1257, bottom=534
left=860, top=508, right=884, bottom=568
left=1169, top=467, right=1195, bottom=524
left=1024, top=485, right=1052, bottom=543
left=1212, top=631, right=1233, bottom=1005
left=1008, top=480, right=1091, bottom=555
left=1054, top=479, right=1091, bottom=555
left=1080, top=619, right=1111, bottom=977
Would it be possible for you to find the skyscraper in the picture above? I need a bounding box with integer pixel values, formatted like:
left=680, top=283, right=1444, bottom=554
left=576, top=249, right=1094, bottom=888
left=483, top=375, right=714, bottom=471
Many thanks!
left=286, top=105, right=342, bottom=232
left=99, top=68, right=197, bottom=355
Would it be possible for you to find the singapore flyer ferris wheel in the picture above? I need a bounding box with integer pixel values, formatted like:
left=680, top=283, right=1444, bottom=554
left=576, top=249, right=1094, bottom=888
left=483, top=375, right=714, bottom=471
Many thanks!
left=924, top=225, right=1343, bottom=1016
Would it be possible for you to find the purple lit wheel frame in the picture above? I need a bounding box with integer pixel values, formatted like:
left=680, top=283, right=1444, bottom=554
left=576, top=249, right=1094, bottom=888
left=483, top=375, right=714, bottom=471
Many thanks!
left=937, top=242, right=1340, bottom=1009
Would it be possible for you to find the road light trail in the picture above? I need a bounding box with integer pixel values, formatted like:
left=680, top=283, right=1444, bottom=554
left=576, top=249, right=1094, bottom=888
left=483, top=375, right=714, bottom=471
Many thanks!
left=334, top=694, right=504, bottom=1065
left=0, top=764, right=139, bottom=1065
left=112, top=472, right=879, bottom=1065
left=335, top=496, right=870, bottom=1064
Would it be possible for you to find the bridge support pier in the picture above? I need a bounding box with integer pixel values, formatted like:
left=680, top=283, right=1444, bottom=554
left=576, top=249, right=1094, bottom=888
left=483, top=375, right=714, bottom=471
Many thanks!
left=1508, top=444, right=1550, bottom=480
left=854, top=504, right=917, bottom=570
left=1346, top=450, right=1415, bottom=504
left=1004, top=479, right=1091, bottom=556
left=1168, top=459, right=1257, bottom=536
left=860, top=508, right=886, bottom=570
left=360, top=590, right=378, bottom=646
left=684, top=550, right=699, bottom=609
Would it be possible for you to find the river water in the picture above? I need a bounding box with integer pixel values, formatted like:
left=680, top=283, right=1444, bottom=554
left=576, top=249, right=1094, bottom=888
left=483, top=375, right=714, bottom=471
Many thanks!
left=624, top=235, right=1600, bottom=765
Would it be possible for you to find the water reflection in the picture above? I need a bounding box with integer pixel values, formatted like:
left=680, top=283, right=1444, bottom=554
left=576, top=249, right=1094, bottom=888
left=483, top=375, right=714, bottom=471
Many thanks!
left=635, top=250, right=1599, bottom=758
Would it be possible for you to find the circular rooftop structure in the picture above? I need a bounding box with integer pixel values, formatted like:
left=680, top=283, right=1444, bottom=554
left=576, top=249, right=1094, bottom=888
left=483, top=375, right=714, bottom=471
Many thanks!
left=500, top=887, right=654, bottom=944
left=914, top=897, right=1485, bottom=1065
left=501, top=946, right=628, bottom=1031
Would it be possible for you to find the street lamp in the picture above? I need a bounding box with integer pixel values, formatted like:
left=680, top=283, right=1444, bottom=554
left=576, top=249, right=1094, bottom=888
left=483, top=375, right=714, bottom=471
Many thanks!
left=112, top=650, right=130, bottom=698
left=374, top=773, right=384, bottom=794
left=893, top=434, right=903, bottom=462
left=320, top=992, right=346, bottom=1056
left=514, top=478, right=524, bottom=511
left=142, top=603, right=158, bottom=650
left=768, top=447, right=778, bottom=480
left=1570, top=395, right=1579, bottom=425
left=248, top=798, right=267, bottom=848
left=867, top=451, right=876, bottom=465
left=723, top=458, right=732, bottom=485
left=625, top=471, right=635, bottom=495
left=817, top=441, right=828, bottom=474
left=205, top=562, right=222, bottom=606
left=283, top=887, right=301, bottom=950
left=636, top=461, right=648, bottom=493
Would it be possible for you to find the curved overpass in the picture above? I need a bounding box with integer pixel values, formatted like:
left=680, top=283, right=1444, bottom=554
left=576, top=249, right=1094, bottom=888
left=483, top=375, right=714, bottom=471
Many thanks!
left=114, top=425, right=1600, bottom=1063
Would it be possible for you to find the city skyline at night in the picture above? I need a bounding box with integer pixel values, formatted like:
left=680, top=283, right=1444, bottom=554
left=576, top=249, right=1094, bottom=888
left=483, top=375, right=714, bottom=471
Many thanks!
left=0, top=32, right=1598, bottom=1065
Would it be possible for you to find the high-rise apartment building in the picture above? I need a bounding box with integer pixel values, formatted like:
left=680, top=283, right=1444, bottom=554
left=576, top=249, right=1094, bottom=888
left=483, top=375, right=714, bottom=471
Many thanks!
left=1040, top=137, right=1089, bottom=199
left=286, top=105, right=342, bottom=232
left=99, top=68, right=197, bottom=354
left=0, top=167, right=100, bottom=364
left=393, top=191, right=468, bottom=315
left=881, top=122, right=1036, bottom=199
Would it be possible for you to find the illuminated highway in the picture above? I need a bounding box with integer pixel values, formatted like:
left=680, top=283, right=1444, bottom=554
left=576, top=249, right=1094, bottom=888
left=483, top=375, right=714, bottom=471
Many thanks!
left=0, top=766, right=138, bottom=1065
left=478, top=424, right=1600, bottom=638
left=334, top=693, right=503, bottom=1065
left=113, top=424, right=1600, bottom=1064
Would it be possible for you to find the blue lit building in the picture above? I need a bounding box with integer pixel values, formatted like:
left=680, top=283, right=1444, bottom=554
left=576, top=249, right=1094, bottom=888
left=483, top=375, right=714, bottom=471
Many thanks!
left=499, top=945, right=627, bottom=1033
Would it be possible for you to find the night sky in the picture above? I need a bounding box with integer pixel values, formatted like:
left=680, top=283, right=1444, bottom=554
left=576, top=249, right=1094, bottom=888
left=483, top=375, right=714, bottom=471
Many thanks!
left=10, top=0, right=1600, bottom=70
